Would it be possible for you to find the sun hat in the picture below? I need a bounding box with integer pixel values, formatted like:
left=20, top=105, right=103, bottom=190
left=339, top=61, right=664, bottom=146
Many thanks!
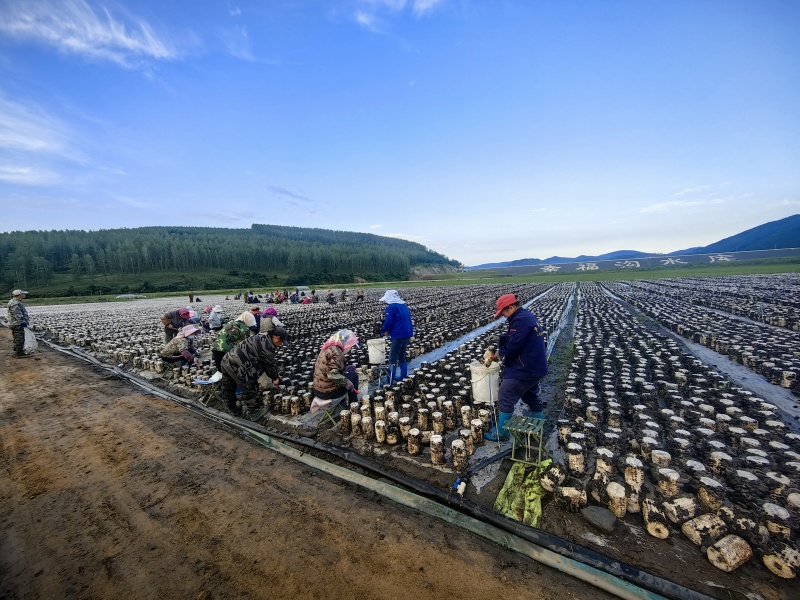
left=250, top=305, right=261, bottom=312
left=176, top=324, right=202, bottom=338
left=494, top=294, right=519, bottom=318
left=379, top=290, right=405, bottom=304
left=11, top=289, right=28, bottom=296
left=178, top=307, right=191, bottom=320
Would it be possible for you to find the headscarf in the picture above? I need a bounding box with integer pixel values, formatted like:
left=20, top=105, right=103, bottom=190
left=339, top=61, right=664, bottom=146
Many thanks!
left=236, top=311, right=256, bottom=328
left=175, top=324, right=202, bottom=339
left=202, top=305, right=212, bottom=314
left=262, top=306, right=278, bottom=317
left=321, top=329, right=359, bottom=353
left=379, top=290, right=406, bottom=304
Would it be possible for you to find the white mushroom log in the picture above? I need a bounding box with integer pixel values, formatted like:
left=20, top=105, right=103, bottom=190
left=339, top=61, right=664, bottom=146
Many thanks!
left=642, top=498, right=670, bottom=539
left=606, top=481, right=627, bottom=518
left=762, top=542, right=800, bottom=579
left=662, top=496, right=699, bottom=525
left=540, top=463, right=567, bottom=493
left=681, top=513, right=728, bottom=548
left=707, top=535, right=753, bottom=572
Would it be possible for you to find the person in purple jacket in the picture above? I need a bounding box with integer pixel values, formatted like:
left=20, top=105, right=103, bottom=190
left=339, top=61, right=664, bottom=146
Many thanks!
left=485, top=293, right=548, bottom=441
left=379, top=289, right=414, bottom=383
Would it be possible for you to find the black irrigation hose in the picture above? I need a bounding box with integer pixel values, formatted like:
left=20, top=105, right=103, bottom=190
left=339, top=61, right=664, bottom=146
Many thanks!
left=463, top=447, right=512, bottom=480
left=43, top=338, right=714, bottom=600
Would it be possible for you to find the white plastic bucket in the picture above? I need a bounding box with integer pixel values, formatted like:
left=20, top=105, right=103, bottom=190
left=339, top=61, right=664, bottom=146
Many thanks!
left=470, top=360, right=501, bottom=405
left=367, top=338, right=386, bottom=364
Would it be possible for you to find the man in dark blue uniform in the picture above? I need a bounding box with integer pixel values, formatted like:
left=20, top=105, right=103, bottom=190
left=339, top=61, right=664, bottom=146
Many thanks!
left=485, top=293, right=548, bottom=441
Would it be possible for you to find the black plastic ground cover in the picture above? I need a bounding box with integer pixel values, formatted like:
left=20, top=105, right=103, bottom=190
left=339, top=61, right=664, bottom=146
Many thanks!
left=45, top=339, right=713, bottom=600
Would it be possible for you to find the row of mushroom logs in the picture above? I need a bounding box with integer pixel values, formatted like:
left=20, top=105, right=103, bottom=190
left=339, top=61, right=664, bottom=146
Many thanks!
left=338, top=389, right=485, bottom=472
left=614, top=274, right=800, bottom=332
left=603, top=280, right=800, bottom=399
left=190, top=282, right=575, bottom=418
left=333, top=343, right=540, bottom=470
left=544, top=283, right=800, bottom=578
left=329, top=284, right=577, bottom=465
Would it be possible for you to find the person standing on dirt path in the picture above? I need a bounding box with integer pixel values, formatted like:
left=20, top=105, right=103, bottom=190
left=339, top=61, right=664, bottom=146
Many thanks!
left=7, top=289, right=31, bottom=359
left=485, top=294, right=548, bottom=441
left=220, top=326, right=289, bottom=422
left=379, top=290, right=414, bottom=382
left=161, top=307, right=191, bottom=343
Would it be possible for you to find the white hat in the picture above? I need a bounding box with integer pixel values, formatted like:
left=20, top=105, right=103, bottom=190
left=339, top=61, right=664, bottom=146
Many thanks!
left=11, top=289, right=28, bottom=296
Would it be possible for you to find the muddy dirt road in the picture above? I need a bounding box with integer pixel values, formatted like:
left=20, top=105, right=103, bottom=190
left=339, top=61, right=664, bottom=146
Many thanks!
left=0, top=330, right=611, bottom=600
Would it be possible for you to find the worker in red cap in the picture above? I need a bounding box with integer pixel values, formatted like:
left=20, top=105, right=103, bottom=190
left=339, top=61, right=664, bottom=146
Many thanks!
left=485, top=294, right=548, bottom=441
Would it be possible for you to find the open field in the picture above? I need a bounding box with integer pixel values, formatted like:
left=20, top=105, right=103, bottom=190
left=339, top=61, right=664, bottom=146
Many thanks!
left=21, top=256, right=800, bottom=306
left=4, top=273, right=800, bottom=599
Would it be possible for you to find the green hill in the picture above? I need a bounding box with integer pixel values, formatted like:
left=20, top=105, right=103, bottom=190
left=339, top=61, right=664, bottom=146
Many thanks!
left=0, top=224, right=458, bottom=297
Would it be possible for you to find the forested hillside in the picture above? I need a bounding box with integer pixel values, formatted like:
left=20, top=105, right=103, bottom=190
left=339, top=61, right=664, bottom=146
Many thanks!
left=0, top=224, right=458, bottom=296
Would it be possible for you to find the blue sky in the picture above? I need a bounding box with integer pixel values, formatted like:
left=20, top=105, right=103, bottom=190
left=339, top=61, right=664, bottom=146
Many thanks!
left=1, top=0, right=798, bottom=266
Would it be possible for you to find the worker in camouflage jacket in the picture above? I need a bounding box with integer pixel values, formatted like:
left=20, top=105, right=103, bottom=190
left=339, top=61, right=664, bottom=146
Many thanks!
left=211, top=318, right=252, bottom=371
left=7, top=289, right=31, bottom=358
left=220, top=327, right=288, bottom=422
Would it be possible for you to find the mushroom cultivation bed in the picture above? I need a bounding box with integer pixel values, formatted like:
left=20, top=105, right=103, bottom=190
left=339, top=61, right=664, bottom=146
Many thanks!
left=551, top=281, right=800, bottom=580
left=23, top=277, right=800, bottom=589
left=621, top=274, right=800, bottom=331
left=25, top=283, right=569, bottom=415
left=604, top=278, right=800, bottom=398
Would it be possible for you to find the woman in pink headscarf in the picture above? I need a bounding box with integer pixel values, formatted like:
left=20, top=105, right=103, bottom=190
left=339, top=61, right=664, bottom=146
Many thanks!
left=310, top=329, right=359, bottom=414
left=160, top=324, right=202, bottom=368
left=259, top=306, right=285, bottom=334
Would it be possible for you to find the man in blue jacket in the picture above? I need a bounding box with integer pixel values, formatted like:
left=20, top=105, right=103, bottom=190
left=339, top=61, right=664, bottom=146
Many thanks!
left=379, top=289, right=414, bottom=383
left=486, top=293, right=548, bottom=441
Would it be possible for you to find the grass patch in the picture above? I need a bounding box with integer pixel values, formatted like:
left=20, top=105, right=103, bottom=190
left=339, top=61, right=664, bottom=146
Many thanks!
left=21, top=257, right=800, bottom=305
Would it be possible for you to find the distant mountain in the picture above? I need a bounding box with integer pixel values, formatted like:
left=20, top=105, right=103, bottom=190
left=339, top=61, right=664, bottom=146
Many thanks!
left=671, top=214, right=800, bottom=255
left=467, top=214, right=800, bottom=269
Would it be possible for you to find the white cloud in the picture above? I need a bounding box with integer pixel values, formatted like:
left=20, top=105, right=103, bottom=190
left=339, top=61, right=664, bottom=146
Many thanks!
left=0, top=95, right=84, bottom=186
left=774, top=199, right=800, bottom=207
left=0, top=96, right=69, bottom=155
left=354, top=11, right=380, bottom=32
left=0, top=165, right=60, bottom=185
left=411, top=0, right=444, bottom=16
left=0, top=0, right=178, bottom=68
left=640, top=198, right=724, bottom=214
left=530, top=208, right=546, bottom=213
left=221, top=25, right=254, bottom=61
left=369, top=224, right=383, bottom=229
left=672, top=185, right=711, bottom=196
left=267, top=184, right=314, bottom=204
left=360, top=0, right=407, bottom=10
left=354, top=0, right=445, bottom=31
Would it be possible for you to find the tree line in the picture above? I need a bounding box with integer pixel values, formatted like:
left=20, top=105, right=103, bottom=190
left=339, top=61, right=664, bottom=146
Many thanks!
left=1, top=224, right=459, bottom=295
